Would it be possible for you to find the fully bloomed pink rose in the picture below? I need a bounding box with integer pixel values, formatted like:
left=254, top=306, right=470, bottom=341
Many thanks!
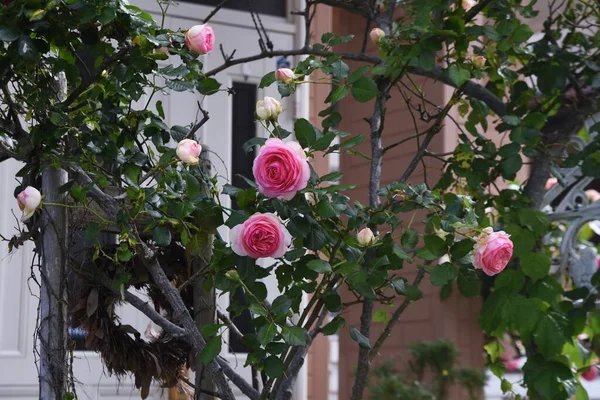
left=230, top=213, right=292, bottom=259
left=473, top=228, right=513, bottom=276
left=253, top=138, right=310, bottom=200
left=185, top=24, right=214, bottom=55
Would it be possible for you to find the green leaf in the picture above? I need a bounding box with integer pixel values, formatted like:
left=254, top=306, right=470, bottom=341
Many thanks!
left=484, top=340, right=505, bottom=363
left=328, top=85, right=349, bottom=104
left=513, top=24, right=533, bottom=43
left=324, top=291, right=342, bottom=312
left=450, top=239, right=475, bottom=259
left=259, top=71, right=276, bottom=88
left=351, top=77, right=378, bottom=102
left=322, top=316, right=345, bottom=335
left=197, top=77, right=221, bottom=95
left=373, top=309, right=388, bottom=324
left=501, top=154, right=523, bottom=179
left=522, top=355, right=576, bottom=399
left=264, top=356, right=284, bottom=378
left=349, top=326, right=371, bottom=349
left=494, top=269, right=525, bottom=292
left=331, top=60, right=350, bottom=79
left=317, top=198, right=345, bottom=218
left=457, top=267, right=479, bottom=297
left=307, top=259, right=333, bottom=273
left=391, top=279, right=423, bottom=300
left=200, top=323, right=221, bottom=337
left=430, top=263, right=457, bottom=286
left=521, top=252, right=550, bottom=282
left=347, top=66, right=369, bottom=84
left=281, top=326, right=309, bottom=346
left=401, top=228, right=419, bottom=249
left=424, top=235, right=447, bottom=257
left=320, top=171, right=344, bottom=182
left=153, top=226, right=172, bottom=247
left=447, top=64, right=470, bottom=87
left=502, top=115, right=521, bottom=126
left=271, top=295, right=292, bottom=317
left=501, top=379, right=513, bottom=394
left=294, top=118, right=320, bottom=148
left=0, top=27, right=19, bottom=42
left=257, top=323, right=277, bottom=345
left=533, top=311, right=572, bottom=359
left=198, top=336, right=222, bottom=364
left=306, top=224, right=327, bottom=250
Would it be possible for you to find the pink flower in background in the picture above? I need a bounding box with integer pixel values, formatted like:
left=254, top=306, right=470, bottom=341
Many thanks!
left=586, top=189, right=600, bottom=203
left=545, top=177, right=558, bottom=190
left=582, top=366, right=598, bottom=381
left=176, top=139, right=202, bottom=165
left=230, top=213, right=291, bottom=259
left=275, top=68, right=295, bottom=84
left=253, top=138, right=310, bottom=200
left=16, top=186, right=41, bottom=222
left=473, top=227, right=513, bottom=276
left=370, top=28, right=385, bottom=45
left=185, top=24, right=214, bottom=55
left=503, top=358, right=520, bottom=372
left=462, top=0, right=476, bottom=11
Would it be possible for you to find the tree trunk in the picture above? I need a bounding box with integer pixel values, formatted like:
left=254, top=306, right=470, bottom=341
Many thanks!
left=38, top=166, right=69, bottom=400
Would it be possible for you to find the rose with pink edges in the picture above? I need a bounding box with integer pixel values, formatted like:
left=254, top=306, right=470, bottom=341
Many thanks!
left=230, top=213, right=292, bottom=259
left=185, top=24, right=214, bottom=55
left=16, top=186, right=41, bottom=222
left=253, top=138, right=310, bottom=200
left=473, top=227, right=513, bottom=276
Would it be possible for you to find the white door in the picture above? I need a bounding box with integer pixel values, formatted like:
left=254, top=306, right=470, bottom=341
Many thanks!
left=0, top=1, right=307, bottom=399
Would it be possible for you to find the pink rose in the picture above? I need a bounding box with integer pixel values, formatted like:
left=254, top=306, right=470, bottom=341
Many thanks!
left=545, top=177, right=558, bottom=190
left=176, top=139, right=202, bottom=165
left=370, top=28, right=385, bottom=45
left=230, top=213, right=292, bottom=259
left=473, top=228, right=513, bottom=276
left=503, top=358, right=520, bottom=372
left=275, top=68, right=295, bottom=84
left=253, top=138, right=310, bottom=200
left=185, top=24, right=214, bottom=55
left=16, top=186, right=41, bottom=222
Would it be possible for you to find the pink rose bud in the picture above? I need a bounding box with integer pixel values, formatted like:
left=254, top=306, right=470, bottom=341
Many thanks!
left=583, top=366, right=598, bottom=381
left=473, top=228, right=513, bottom=276
left=176, top=139, right=202, bottom=165
left=16, top=186, right=41, bottom=222
left=370, top=28, right=385, bottom=45
left=545, top=177, right=558, bottom=190
left=275, top=68, right=295, bottom=84
left=256, top=96, right=283, bottom=121
left=473, top=55, right=486, bottom=68
left=253, top=138, right=310, bottom=200
left=230, top=213, right=292, bottom=259
left=185, top=24, right=215, bottom=55
left=462, top=0, right=476, bottom=11
left=357, top=228, right=376, bottom=246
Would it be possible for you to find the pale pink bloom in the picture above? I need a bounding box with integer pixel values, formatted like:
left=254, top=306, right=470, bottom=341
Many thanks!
left=587, top=189, right=600, bottom=203
left=256, top=96, right=283, bottom=121
left=144, top=323, right=160, bottom=341
left=185, top=24, right=214, bottom=55
left=253, top=138, right=310, bottom=200
left=473, top=55, right=486, bottom=68
left=176, top=139, right=202, bottom=165
left=545, top=177, right=558, bottom=190
left=230, top=213, right=292, bottom=259
left=473, top=228, right=513, bottom=276
left=370, top=28, right=385, bottom=45
left=16, top=186, right=41, bottom=222
left=462, top=0, right=476, bottom=11
left=357, top=228, right=376, bottom=246
left=275, top=68, right=295, bottom=84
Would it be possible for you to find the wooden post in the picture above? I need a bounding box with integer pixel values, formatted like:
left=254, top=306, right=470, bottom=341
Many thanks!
left=38, top=166, right=69, bottom=400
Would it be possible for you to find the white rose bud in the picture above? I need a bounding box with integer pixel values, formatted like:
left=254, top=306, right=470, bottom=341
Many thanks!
left=473, top=55, right=486, bottom=68
left=357, top=228, right=376, bottom=247
left=256, top=96, right=283, bottom=121
left=275, top=68, right=295, bottom=84
left=176, top=139, right=202, bottom=165
left=16, top=186, right=42, bottom=222
left=370, top=28, right=385, bottom=45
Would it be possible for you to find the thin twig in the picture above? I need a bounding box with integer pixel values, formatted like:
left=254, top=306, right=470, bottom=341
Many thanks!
left=203, top=0, right=229, bottom=24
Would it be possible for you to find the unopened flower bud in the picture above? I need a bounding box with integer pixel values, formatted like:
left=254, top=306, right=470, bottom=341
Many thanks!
left=370, top=28, right=385, bottom=45
left=275, top=68, right=295, bottom=84
left=357, top=228, right=376, bottom=247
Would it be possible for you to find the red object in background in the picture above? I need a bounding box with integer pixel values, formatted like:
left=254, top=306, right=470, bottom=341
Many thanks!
left=504, top=359, right=520, bottom=372
left=582, top=366, right=599, bottom=381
